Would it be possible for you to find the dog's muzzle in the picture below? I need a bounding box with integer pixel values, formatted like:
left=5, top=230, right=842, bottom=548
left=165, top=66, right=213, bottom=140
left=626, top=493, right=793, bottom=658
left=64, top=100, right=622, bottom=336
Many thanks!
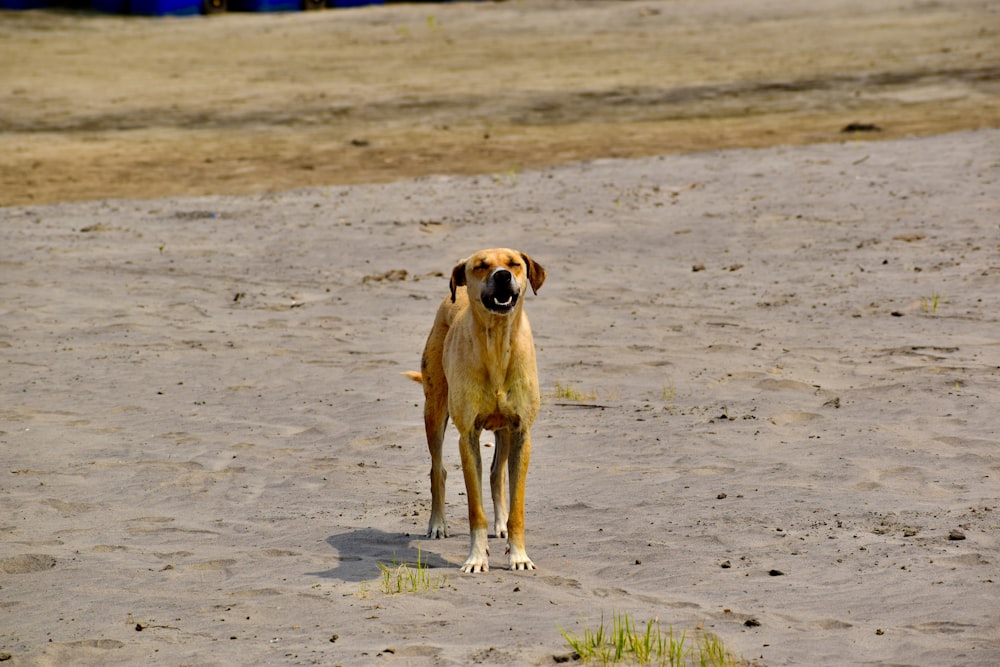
left=481, top=268, right=520, bottom=314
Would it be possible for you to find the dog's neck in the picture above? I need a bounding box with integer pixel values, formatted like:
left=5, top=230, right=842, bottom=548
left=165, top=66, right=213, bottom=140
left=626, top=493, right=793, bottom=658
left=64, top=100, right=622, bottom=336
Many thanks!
left=474, top=306, right=524, bottom=387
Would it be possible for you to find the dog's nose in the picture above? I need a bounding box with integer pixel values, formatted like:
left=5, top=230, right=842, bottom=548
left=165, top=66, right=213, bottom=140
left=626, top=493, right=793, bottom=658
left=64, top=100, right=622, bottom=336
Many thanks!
left=493, top=269, right=512, bottom=284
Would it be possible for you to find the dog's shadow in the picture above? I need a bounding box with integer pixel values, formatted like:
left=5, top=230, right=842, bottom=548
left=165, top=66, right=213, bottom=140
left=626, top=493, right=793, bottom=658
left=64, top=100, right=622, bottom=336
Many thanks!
left=308, top=528, right=453, bottom=583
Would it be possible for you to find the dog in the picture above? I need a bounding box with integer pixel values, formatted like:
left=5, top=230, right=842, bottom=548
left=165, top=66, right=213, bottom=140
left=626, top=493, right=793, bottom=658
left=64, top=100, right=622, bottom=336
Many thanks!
left=405, top=248, right=546, bottom=573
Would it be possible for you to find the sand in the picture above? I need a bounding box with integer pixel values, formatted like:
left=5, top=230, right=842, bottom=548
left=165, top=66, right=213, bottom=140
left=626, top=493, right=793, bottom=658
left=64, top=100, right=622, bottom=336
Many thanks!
left=2, top=128, right=999, bottom=665
left=2, top=0, right=999, bottom=206
left=2, top=0, right=999, bottom=665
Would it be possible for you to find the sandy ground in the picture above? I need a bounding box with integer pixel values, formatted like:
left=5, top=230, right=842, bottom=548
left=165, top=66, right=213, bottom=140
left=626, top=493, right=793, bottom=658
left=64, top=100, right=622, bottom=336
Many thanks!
left=2, top=128, right=999, bottom=665
left=2, top=1, right=1000, bottom=666
left=1, top=0, right=998, bottom=206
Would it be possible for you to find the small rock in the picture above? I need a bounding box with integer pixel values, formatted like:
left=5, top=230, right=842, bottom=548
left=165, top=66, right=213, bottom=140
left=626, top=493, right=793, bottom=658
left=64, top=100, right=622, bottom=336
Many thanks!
left=744, top=618, right=761, bottom=627
left=948, top=529, right=966, bottom=541
left=841, top=122, right=882, bottom=133
left=768, top=569, right=785, bottom=576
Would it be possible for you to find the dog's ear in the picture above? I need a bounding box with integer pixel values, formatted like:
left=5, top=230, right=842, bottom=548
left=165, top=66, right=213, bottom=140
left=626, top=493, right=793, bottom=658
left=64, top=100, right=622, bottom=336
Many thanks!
left=449, top=259, right=468, bottom=303
left=520, top=252, right=546, bottom=295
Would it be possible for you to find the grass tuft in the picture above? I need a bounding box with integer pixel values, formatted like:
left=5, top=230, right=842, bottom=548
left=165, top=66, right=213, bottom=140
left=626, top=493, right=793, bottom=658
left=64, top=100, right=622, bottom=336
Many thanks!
left=560, top=612, right=746, bottom=666
left=493, top=164, right=521, bottom=185
left=377, top=549, right=446, bottom=595
left=920, top=291, right=943, bottom=314
left=553, top=381, right=597, bottom=402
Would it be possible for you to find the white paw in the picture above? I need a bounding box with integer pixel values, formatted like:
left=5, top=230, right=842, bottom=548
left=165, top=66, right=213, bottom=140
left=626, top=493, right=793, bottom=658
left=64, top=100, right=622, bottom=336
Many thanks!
left=506, top=544, right=536, bottom=571
left=461, top=548, right=490, bottom=574
left=427, top=517, right=448, bottom=539
left=461, top=531, right=489, bottom=573
left=494, top=521, right=508, bottom=539
left=460, top=557, right=490, bottom=574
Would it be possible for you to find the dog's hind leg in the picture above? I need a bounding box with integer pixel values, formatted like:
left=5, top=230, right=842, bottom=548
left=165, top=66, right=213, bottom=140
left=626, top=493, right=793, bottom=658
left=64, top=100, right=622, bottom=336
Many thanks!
left=419, top=326, right=451, bottom=539
left=424, top=394, right=449, bottom=539
left=490, top=428, right=510, bottom=539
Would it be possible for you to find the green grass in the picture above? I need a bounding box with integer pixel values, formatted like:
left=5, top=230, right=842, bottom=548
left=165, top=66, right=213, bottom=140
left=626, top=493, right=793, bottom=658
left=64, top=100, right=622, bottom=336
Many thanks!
left=553, top=381, right=597, bottom=402
left=560, top=612, right=744, bottom=667
left=377, top=549, right=447, bottom=595
left=926, top=292, right=942, bottom=314
left=493, top=164, right=521, bottom=186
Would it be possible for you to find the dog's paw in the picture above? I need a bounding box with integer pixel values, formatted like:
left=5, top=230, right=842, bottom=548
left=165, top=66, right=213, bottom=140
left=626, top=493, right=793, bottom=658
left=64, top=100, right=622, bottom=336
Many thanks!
left=460, top=548, right=490, bottom=574
left=506, top=544, right=536, bottom=571
left=493, top=522, right=508, bottom=540
left=427, top=519, right=448, bottom=539
left=461, top=534, right=489, bottom=573
left=460, top=557, right=490, bottom=574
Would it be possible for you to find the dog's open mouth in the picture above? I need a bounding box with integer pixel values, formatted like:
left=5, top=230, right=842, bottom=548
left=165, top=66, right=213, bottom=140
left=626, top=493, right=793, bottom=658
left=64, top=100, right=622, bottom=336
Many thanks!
left=482, top=291, right=518, bottom=314
left=480, top=268, right=521, bottom=314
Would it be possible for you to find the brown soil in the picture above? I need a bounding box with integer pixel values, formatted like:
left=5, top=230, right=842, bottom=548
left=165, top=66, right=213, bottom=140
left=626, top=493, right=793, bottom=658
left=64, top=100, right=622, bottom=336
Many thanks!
left=1, top=0, right=997, bottom=206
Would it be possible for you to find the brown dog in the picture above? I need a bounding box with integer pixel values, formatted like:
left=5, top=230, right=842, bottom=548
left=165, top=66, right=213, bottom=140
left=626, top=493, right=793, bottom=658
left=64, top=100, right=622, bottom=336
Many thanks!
left=406, top=249, right=546, bottom=573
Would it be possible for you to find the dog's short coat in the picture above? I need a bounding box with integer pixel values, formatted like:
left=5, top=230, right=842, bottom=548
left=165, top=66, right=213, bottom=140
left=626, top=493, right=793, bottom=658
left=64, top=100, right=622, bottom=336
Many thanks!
left=406, top=249, right=545, bottom=573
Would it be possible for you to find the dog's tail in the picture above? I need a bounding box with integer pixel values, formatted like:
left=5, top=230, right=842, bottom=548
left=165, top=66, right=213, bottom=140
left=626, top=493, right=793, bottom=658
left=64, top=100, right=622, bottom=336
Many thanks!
left=402, top=371, right=423, bottom=384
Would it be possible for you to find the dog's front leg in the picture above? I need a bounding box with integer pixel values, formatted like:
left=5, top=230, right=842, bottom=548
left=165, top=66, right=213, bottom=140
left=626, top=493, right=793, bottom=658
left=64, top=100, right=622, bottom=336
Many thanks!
left=506, top=428, right=536, bottom=571
left=458, top=429, right=490, bottom=573
left=490, top=429, right=510, bottom=539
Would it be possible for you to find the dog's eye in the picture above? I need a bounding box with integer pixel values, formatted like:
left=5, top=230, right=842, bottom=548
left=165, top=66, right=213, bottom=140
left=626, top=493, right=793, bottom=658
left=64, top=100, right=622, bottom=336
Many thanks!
left=474, top=262, right=489, bottom=271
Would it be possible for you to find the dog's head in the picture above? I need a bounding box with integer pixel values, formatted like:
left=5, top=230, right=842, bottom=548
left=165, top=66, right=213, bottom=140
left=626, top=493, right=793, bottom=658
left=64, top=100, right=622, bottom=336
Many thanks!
left=450, top=249, right=546, bottom=315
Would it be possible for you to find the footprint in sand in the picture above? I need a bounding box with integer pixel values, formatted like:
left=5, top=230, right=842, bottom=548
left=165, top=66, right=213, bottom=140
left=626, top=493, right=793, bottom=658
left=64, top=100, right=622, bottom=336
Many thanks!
left=756, top=378, right=819, bottom=393
left=190, top=558, right=237, bottom=571
left=0, top=553, right=57, bottom=574
left=541, top=575, right=583, bottom=589
left=63, top=639, right=126, bottom=649
left=43, top=498, right=94, bottom=515
left=769, top=412, right=821, bottom=426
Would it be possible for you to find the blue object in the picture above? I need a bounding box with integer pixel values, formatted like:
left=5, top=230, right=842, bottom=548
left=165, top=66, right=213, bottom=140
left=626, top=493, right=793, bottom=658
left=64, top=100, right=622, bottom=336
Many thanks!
left=0, top=0, right=47, bottom=9
left=129, top=0, right=201, bottom=14
left=229, top=0, right=301, bottom=11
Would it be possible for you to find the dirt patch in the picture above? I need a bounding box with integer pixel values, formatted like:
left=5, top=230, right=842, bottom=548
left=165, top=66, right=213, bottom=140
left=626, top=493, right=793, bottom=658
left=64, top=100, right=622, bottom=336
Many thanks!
left=0, top=554, right=57, bottom=574
left=1, top=0, right=997, bottom=206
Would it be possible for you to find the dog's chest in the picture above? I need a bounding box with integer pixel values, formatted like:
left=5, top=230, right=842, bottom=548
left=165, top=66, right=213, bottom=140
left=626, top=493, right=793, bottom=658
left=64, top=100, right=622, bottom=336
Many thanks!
left=475, top=410, right=517, bottom=432
left=443, top=312, right=538, bottom=432
left=470, top=378, right=530, bottom=431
